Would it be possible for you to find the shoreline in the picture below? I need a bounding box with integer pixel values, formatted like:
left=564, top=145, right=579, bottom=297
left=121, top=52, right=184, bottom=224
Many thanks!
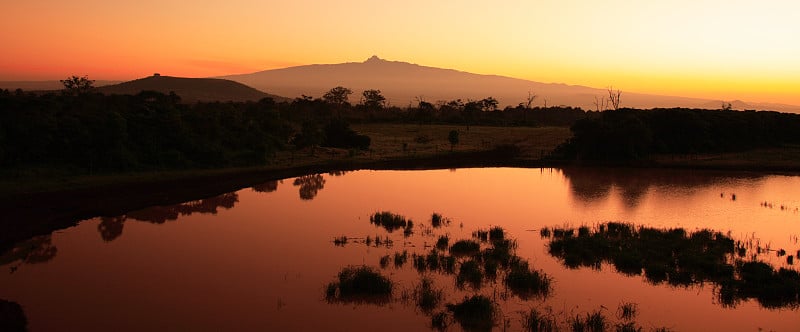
left=2, top=150, right=800, bottom=252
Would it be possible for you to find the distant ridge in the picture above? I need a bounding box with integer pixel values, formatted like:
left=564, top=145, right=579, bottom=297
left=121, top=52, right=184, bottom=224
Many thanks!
left=98, top=75, right=289, bottom=103
left=221, top=56, right=800, bottom=113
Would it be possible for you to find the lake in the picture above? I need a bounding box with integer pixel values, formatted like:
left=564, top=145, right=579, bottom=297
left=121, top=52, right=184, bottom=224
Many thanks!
left=2, top=167, right=799, bottom=331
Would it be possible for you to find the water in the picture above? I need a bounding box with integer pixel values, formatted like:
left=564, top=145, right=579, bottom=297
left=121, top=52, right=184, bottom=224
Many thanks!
left=2, top=167, right=799, bottom=331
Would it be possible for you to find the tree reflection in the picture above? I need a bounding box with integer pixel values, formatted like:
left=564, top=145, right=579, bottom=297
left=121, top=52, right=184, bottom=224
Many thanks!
left=251, top=180, right=279, bottom=193
left=0, top=299, right=28, bottom=331
left=293, top=174, right=325, bottom=200
left=561, top=167, right=763, bottom=207
left=96, top=193, right=239, bottom=242
left=544, top=222, right=800, bottom=309
left=0, top=235, right=58, bottom=271
left=98, top=216, right=126, bottom=242
left=126, top=193, right=238, bottom=224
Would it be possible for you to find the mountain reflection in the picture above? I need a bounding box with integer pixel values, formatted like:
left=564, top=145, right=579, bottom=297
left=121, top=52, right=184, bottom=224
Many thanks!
left=544, top=222, right=800, bottom=309
left=293, top=174, right=325, bottom=200
left=97, top=192, right=239, bottom=242
left=562, top=168, right=763, bottom=207
left=0, top=235, right=57, bottom=272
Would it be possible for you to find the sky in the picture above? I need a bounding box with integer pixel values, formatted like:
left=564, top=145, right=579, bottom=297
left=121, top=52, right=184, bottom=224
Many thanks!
left=1, top=0, right=798, bottom=105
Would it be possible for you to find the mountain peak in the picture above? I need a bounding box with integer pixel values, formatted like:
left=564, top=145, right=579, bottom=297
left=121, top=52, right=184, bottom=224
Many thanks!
left=364, top=55, right=383, bottom=63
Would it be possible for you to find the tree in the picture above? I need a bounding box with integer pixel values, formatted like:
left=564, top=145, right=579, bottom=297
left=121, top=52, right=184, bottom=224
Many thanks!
left=60, top=75, right=95, bottom=95
left=607, top=86, right=622, bottom=111
left=323, top=86, right=353, bottom=105
left=524, top=90, right=537, bottom=123
left=361, top=89, right=386, bottom=110
left=448, top=130, right=459, bottom=151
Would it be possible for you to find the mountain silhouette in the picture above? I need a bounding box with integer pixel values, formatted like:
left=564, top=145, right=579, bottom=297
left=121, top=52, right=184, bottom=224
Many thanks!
left=98, top=75, right=289, bottom=103
left=221, top=56, right=799, bottom=113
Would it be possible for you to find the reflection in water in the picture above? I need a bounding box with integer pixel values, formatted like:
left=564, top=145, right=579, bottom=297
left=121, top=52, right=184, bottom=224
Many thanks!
left=544, top=222, right=800, bottom=309
left=0, top=299, right=28, bottom=331
left=251, top=180, right=279, bottom=193
left=562, top=167, right=763, bottom=207
left=98, top=216, right=126, bottom=242
left=96, top=193, right=239, bottom=242
left=0, top=235, right=57, bottom=272
left=293, top=174, right=325, bottom=200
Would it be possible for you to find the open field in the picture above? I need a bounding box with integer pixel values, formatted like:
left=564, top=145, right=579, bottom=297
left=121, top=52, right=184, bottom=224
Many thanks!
left=267, top=124, right=572, bottom=167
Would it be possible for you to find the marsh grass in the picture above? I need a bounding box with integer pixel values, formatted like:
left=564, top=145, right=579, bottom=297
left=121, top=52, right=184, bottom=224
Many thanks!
left=450, top=239, right=481, bottom=256
left=326, top=265, right=393, bottom=303
left=505, top=260, right=552, bottom=299
left=379, top=255, right=391, bottom=269
left=522, top=308, right=558, bottom=332
left=416, top=277, right=443, bottom=313
left=370, top=211, right=409, bottom=232
left=617, top=302, right=638, bottom=320
left=546, top=222, right=800, bottom=308
left=333, top=236, right=348, bottom=246
left=446, top=295, right=496, bottom=332
left=431, top=212, right=450, bottom=228
left=489, top=226, right=505, bottom=242
left=457, top=259, right=484, bottom=289
left=431, top=311, right=449, bottom=331
left=436, top=235, right=450, bottom=250
left=394, top=250, right=408, bottom=267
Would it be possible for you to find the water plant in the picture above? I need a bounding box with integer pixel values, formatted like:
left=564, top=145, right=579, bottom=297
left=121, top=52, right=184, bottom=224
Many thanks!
left=416, top=277, right=443, bottom=313
left=431, top=212, right=449, bottom=228
left=370, top=211, right=409, bottom=232
left=446, top=295, right=496, bottom=332
left=404, top=220, right=414, bottom=237
left=431, top=311, right=449, bottom=331
left=546, top=222, right=800, bottom=308
left=379, top=255, right=391, bottom=268
left=522, top=308, right=558, bottom=332
left=504, top=259, right=552, bottom=299
left=333, top=236, right=348, bottom=246
left=450, top=239, right=481, bottom=256
left=326, top=265, right=393, bottom=303
left=457, top=259, right=483, bottom=289
left=489, top=226, right=505, bottom=242
left=394, top=250, right=408, bottom=267
left=617, top=302, right=638, bottom=320
left=435, top=235, right=449, bottom=250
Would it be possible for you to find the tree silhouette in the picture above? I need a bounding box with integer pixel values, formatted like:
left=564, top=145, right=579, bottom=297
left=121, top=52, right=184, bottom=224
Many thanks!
left=323, top=86, right=353, bottom=105
left=60, top=75, right=95, bottom=95
left=448, top=130, right=459, bottom=151
left=608, top=86, right=622, bottom=110
left=361, top=89, right=386, bottom=110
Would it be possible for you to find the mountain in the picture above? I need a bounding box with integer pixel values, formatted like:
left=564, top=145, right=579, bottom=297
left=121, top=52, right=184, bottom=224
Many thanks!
left=98, top=75, right=288, bottom=103
left=221, top=56, right=800, bottom=113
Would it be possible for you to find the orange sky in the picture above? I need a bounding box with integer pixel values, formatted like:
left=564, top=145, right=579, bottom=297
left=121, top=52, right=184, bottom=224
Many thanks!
left=1, top=0, right=798, bottom=105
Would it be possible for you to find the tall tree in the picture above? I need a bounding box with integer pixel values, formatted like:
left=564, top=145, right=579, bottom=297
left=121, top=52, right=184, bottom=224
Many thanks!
left=323, top=86, right=353, bottom=105
left=60, top=75, right=95, bottom=95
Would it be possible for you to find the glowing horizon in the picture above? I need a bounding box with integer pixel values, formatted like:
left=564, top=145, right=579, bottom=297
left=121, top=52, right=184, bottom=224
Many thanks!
left=2, top=0, right=798, bottom=105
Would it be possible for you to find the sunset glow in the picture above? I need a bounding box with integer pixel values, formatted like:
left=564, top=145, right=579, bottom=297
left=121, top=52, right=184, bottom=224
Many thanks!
left=2, top=0, right=798, bottom=104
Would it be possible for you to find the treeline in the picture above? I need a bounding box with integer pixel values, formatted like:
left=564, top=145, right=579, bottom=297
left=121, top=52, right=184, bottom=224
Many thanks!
left=284, top=94, right=586, bottom=127
left=0, top=90, right=293, bottom=172
left=554, top=108, right=800, bottom=161
left=4, top=85, right=800, bottom=174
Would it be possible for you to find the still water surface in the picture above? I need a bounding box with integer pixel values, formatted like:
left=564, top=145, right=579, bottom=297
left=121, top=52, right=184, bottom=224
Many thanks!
left=2, top=168, right=799, bottom=331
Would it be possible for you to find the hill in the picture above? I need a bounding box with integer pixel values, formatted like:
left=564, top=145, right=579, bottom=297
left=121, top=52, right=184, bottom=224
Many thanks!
left=221, top=56, right=800, bottom=113
left=98, top=75, right=288, bottom=103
